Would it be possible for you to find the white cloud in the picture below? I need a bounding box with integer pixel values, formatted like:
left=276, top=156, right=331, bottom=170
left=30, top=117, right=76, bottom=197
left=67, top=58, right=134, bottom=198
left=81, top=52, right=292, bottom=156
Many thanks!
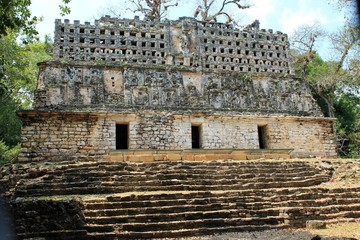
left=280, top=8, right=325, bottom=34
left=241, top=0, right=281, bottom=28
left=279, top=0, right=340, bottom=35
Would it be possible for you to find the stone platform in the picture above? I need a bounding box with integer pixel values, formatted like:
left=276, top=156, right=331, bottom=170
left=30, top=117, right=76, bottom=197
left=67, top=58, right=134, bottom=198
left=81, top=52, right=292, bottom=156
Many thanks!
left=109, top=149, right=293, bottom=161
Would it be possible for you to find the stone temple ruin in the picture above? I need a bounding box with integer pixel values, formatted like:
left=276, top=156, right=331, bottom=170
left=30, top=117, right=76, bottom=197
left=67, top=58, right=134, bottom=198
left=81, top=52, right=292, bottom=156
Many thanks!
left=17, top=15, right=337, bottom=162
left=4, top=16, right=360, bottom=240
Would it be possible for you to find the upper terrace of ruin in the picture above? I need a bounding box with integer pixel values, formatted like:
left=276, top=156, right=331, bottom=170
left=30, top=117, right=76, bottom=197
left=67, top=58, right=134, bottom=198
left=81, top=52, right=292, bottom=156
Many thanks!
left=53, top=16, right=292, bottom=75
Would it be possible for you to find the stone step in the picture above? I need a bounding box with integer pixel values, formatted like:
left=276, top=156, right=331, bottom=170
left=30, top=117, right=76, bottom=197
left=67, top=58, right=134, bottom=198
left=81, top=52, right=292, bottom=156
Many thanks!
left=21, top=172, right=331, bottom=189
left=253, top=199, right=360, bottom=210
left=84, top=208, right=281, bottom=224
left=85, top=231, right=117, bottom=240
left=55, top=168, right=323, bottom=180
left=60, top=168, right=324, bottom=180
left=84, top=223, right=115, bottom=233
left=50, top=173, right=328, bottom=187
left=281, top=204, right=360, bottom=217
left=82, top=193, right=360, bottom=226
left=15, top=176, right=330, bottom=197
left=83, top=197, right=360, bottom=223
left=86, top=224, right=289, bottom=239
left=84, top=192, right=360, bottom=211
left=83, top=189, right=360, bottom=208
left=27, top=174, right=330, bottom=189
left=51, top=163, right=323, bottom=178
left=57, top=160, right=311, bottom=169
left=59, top=161, right=317, bottom=171
left=324, top=217, right=359, bottom=224
left=17, top=230, right=87, bottom=240
left=42, top=170, right=325, bottom=184
left=118, top=216, right=285, bottom=232
left=85, top=202, right=239, bottom=216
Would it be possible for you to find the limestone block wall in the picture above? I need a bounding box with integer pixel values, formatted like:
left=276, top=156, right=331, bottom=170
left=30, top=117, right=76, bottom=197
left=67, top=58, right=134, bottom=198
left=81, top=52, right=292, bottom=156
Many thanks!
left=128, top=112, right=189, bottom=150
left=17, top=111, right=336, bottom=162
left=18, top=113, right=114, bottom=162
left=263, top=120, right=337, bottom=157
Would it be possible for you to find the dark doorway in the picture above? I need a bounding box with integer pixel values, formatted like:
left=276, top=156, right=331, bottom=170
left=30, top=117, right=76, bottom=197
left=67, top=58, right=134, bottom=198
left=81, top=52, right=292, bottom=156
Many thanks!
left=192, top=125, right=200, bottom=149
left=258, top=126, right=267, bottom=149
left=116, top=124, right=128, bottom=149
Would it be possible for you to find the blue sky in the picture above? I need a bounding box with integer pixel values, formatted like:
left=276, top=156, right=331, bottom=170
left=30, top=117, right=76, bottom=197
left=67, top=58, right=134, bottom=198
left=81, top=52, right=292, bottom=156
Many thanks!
left=30, top=0, right=346, bottom=59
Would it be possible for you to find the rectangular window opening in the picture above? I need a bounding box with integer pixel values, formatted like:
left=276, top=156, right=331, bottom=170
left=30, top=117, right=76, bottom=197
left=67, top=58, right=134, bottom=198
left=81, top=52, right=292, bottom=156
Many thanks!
left=116, top=124, right=129, bottom=150
left=258, top=126, right=267, bottom=149
left=191, top=125, right=201, bottom=149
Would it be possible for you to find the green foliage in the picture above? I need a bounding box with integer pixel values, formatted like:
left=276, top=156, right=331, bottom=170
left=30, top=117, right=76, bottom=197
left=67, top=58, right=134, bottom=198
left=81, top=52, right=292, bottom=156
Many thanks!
left=0, top=140, right=9, bottom=164
left=0, top=0, right=38, bottom=39
left=305, top=54, right=360, bottom=157
left=0, top=32, right=52, bottom=107
left=293, top=48, right=359, bottom=157
left=0, top=89, right=22, bottom=147
left=59, top=0, right=72, bottom=16
left=334, top=93, right=360, bottom=158
left=0, top=34, right=51, bottom=164
left=0, top=0, right=72, bottom=38
left=305, top=54, right=339, bottom=117
left=0, top=87, right=22, bottom=163
left=0, top=142, right=21, bottom=165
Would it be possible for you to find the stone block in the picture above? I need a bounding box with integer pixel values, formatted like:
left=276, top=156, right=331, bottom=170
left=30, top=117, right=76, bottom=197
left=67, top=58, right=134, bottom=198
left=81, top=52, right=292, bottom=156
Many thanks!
left=153, top=154, right=166, bottom=161
left=246, top=154, right=264, bottom=160
left=182, top=154, right=195, bottom=161
left=109, top=154, right=124, bottom=161
left=216, top=154, right=232, bottom=160
left=134, top=150, right=155, bottom=155
left=306, top=220, right=326, bottom=229
left=265, top=154, right=291, bottom=159
left=194, top=154, right=207, bottom=161
left=231, top=154, right=247, bottom=160
left=126, top=155, right=154, bottom=162
left=164, top=154, right=181, bottom=161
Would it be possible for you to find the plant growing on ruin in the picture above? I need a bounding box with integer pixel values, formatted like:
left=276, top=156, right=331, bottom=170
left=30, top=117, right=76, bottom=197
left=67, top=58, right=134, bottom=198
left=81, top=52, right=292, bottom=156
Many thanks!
left=103, top=0, right=179, bottom=20
left=193, top=0, right=250, bottom=24
left=129, top=0, right=179, bottom=20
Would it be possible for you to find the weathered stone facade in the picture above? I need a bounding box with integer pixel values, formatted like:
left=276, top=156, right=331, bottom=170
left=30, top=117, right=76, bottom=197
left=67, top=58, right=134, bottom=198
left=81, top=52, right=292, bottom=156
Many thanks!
left=18, top=16, right=337, bottom=162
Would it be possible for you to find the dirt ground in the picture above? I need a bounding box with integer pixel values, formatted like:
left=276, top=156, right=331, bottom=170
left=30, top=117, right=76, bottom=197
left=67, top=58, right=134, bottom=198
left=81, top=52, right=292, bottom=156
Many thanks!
left=174, top=223, right=360, bottom=239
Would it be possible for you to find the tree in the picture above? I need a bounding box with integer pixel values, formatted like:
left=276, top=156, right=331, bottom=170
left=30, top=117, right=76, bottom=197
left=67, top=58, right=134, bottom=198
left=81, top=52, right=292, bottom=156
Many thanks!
left=290, top=22, right=325, bottom=78
left=0, top=86, right=22, bottom=164
left=0, top=32, right=52, bottom=107
left=333, top=0, right=360, bottom=26
left=102, top=0, right=179, bottom=20
left=334, top=93, right=360, bottom=157
left=0, top=0, right=71, bottom=39
left=0, top=0, right=64, bottom=164
left=193, top=0, right=250, bottom=24
left=290, top=18, right=360, bottom=157
left=290, top=22, right=359, bottom=118
left=0, top=33, right=52, bottom=164
left=0, top=0, right=38, bottom=38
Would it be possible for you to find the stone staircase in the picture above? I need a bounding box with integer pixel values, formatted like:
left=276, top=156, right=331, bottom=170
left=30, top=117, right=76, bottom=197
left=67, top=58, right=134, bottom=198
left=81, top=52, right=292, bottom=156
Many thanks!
left=14, top=160, right=330, bottom=197
left=83, top=188, right=360, bottom=239
left=2, top=159, right=360, bottom=239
